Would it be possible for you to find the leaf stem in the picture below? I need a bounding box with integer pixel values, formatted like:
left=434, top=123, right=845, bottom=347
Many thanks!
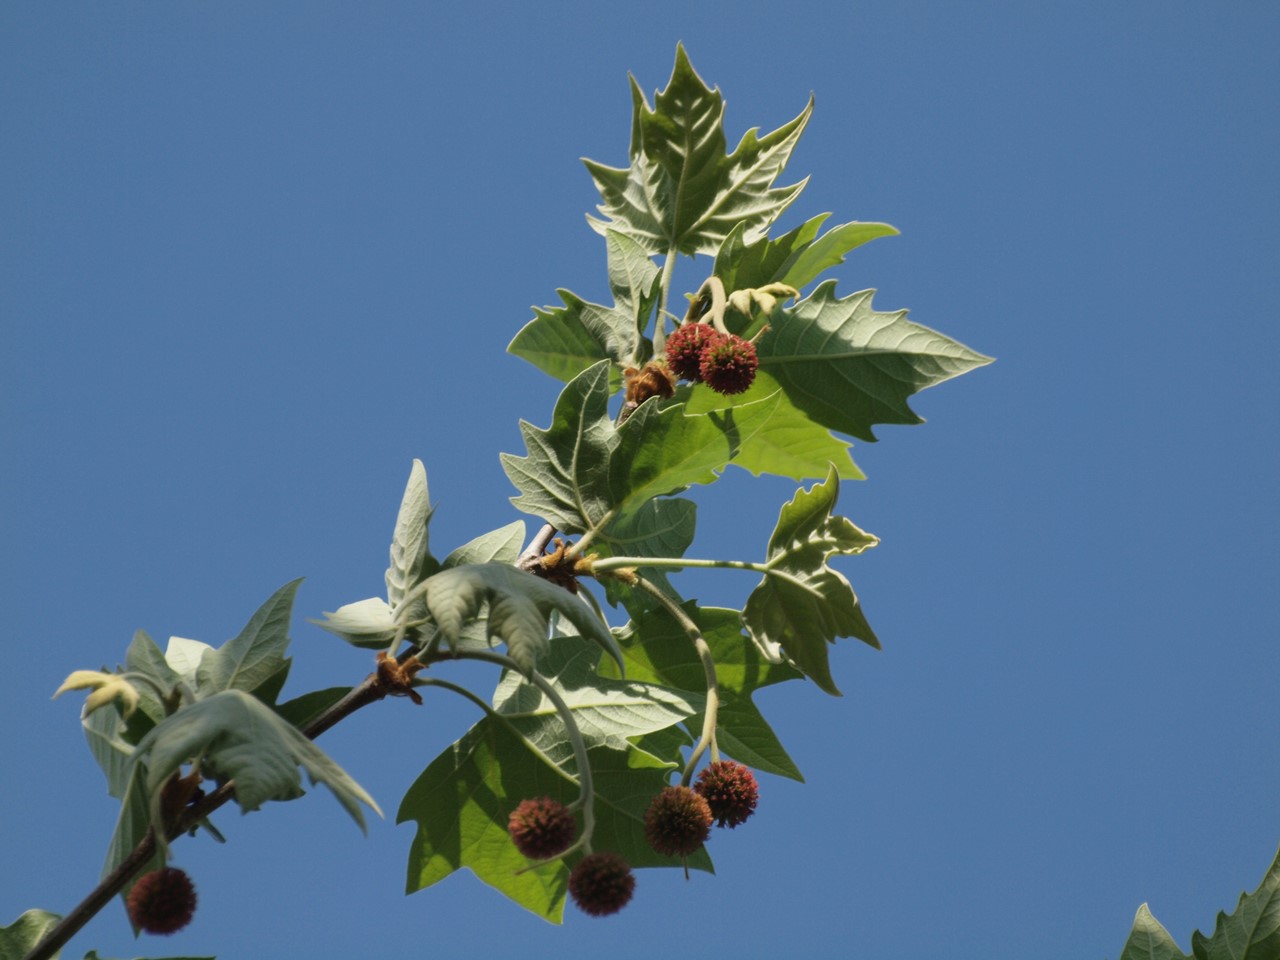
left=632, top=576, right=719, bottom=785
left=653, top=245, right=679, bottom=356
left=451, top=650, right=598, bottom=856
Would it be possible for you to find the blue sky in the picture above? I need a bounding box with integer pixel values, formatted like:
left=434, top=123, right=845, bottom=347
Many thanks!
left=2, top=3, right=1277, bottom=958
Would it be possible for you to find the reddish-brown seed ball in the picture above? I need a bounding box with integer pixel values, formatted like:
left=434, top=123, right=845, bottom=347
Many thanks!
left=665, top=323, right=721, bottom=382
left=126, top=867, right=197, bottom=935
left=568, top=852, right=635, bottom=917
left=508, top=796, right=576, bottom=859
left=695, top=760, right=760, bottom=828
left=643, top=785, right=713, bottom=857
left=699, top=333, right=758, bottom=395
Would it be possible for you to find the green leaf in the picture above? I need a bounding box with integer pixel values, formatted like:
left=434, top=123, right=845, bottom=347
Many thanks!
left=398, top=710, right=708, bottom=922
left=759, top=281, right=993, bottom=442
left=501, top=360, right=781, bottom=535
left=742, top=466, right=880, bottom=696
left=509, top=231, right=658, bottom=383
left=0, top=909, right=60, bottom=960
left=125, top=629, right=183, bottom=724
left=607, top=386, right=782, bottom=517
left=442, top=520, right=526, bottom=568
left=501, top=361, right=615, bottom=533
left=420, top=563, right=622, bottom=674
left=714, top=214, right=899, bottom=296
left=593, top=497, right=696, bottom=611
left=274, top=686, right=352, bottom=729
left=681, top=372, right=863, bottom=481
left=491, top=629, right=699, bottom=763
left=195, top=580, right=299, bottom=700
left=1190, top=843, right=1280, bottom=960
left=1119, top=904, right=1191, bottom=960
left=83, top=696, right=136, bottom=798
left=606, top=603, right=805, bottom=780
left=585, top=44, right=810, bottom=256
left=101, top=771, right=162, bottom=892
left=129, top=689, right=381, bottom=857
left=386, top=459, right=440, bottom=610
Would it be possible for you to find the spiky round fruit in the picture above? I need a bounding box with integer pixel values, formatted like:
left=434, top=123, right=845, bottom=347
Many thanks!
left=508, top=796, right=576, bottom=859
left=568, top=852, right=635, bottom=916
left=699, top=333, right=758, bottom=395
left=644, top=785, right=712, bottom=857
left=694, top=760, right=759, bottom=828
left=665, top=322, right=720, bottom=382
left=126, top=867, right=197, bottom=935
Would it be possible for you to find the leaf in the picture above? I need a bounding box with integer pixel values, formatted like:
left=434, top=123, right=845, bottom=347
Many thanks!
left=742, top=466, right=880, bottom=696
left=607, top=386, right=782, bottom=517
left=1119, top=904, right=1191, bottom=960
left=164, top=636, right=212, bottom=685
left=124, top=630, right=183, bottom=724
left=508, top=232, right=658, bottom=383
left=501, top=361, right=615, bottom=533
left=101, top=771, right=162, bottom=892
left=398, top=710, right=708, bottom=922
left=386, top=459, right=440, bottom=610
left=714, top=214, right=899, bottom=296
left=274, top=686, right=351, bottom=730
left=128, top=689, right=381, bottom=857
left=442, top=520, right=526, bottom=568
left=1190, top=843, right=1280, bottom=960
left=419, top=563, right=622, bottom=674
left=491, top=629, right=699, bottom=764
left=502, top=360, right=781, bottom=534
left=195, top=580, right=299, bottom=700
left=585, top=44, right=810, bottom=256
left=0, top=909, right=60, bottom=960
left=83, top=697, right=136, bottom=798
left=593, top=497, right=696, bottom=610
left=681, top=372, right=863, bottom=481
left=605, top=602, right=805, bottom=780
left=759, top=281, right=993, bottom=442
left=309, top=597, right=396, bottom=650
left=53, top=670, right=140, bottom=719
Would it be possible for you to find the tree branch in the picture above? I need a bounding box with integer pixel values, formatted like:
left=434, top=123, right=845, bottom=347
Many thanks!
left=23, top=663, right=404, bottom=960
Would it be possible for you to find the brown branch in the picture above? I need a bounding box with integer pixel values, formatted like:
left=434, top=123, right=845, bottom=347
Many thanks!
left=23, top=665, right=403, bottom=960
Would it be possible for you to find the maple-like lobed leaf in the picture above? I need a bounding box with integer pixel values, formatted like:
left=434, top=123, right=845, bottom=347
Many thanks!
left=759, top=281, right=993, bottom=442
left=605, top=601, right=805, bottom=780
left=398, top=627, right=706, bottom=924
left=502, top=359, right=786, bottom=535
left=1189, top=843, right=1280, bottom=960
left=741, top=466, right=879, bottom=696
left=584, top=43, right=810, bottom=256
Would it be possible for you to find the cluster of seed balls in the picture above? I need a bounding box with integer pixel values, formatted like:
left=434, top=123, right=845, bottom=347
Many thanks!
left=664, top=323, right=759, bottom=395
left=507, top=759, right=759, bottom=917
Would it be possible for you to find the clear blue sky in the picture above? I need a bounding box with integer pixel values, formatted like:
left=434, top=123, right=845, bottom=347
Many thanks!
left=3, top=3, right=1277, bottom=958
